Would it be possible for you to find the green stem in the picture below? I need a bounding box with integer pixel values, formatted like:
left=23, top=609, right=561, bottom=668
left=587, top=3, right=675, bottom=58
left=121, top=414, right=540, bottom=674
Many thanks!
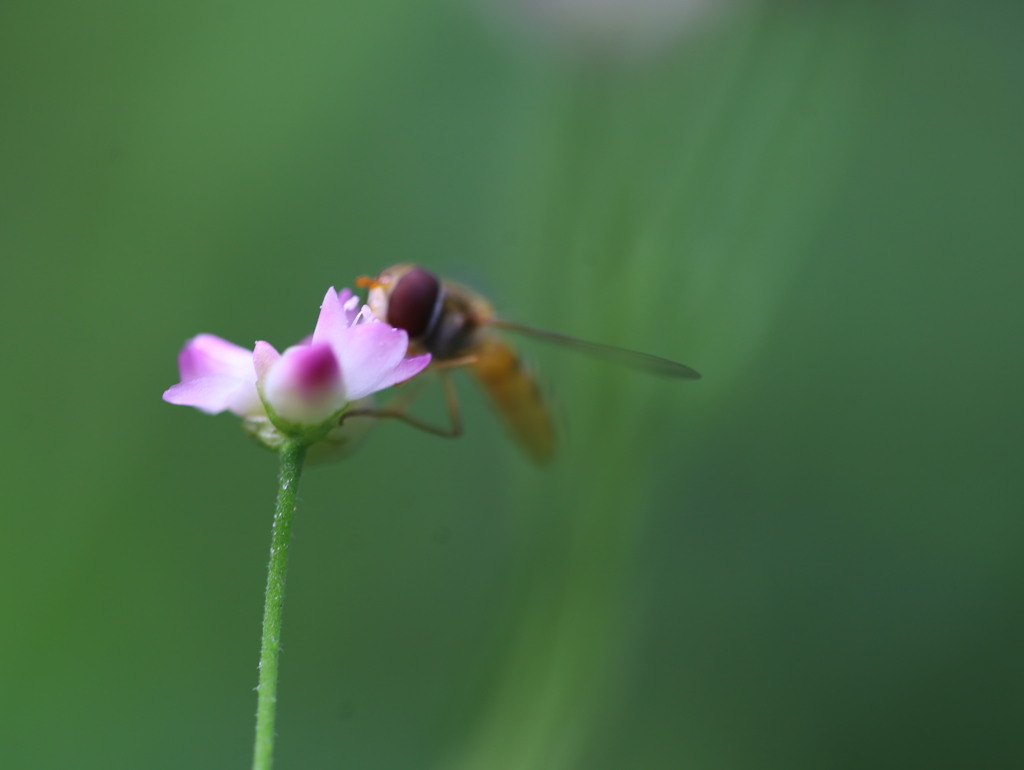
left=252, top=440, right=308, bottom=770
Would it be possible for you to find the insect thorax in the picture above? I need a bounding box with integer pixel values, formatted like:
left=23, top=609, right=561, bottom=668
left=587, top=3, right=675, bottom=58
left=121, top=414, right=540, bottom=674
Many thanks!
left=421, top=291, right=481, bottom=359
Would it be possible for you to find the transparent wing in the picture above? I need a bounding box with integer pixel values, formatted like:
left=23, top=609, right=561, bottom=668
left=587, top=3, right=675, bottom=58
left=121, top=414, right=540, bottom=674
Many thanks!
left=487, top=319, right=701, bottom=380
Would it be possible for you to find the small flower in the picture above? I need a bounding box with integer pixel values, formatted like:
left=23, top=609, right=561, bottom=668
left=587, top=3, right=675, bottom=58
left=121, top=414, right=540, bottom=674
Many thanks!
left=163, top=288, right=431, bottom=448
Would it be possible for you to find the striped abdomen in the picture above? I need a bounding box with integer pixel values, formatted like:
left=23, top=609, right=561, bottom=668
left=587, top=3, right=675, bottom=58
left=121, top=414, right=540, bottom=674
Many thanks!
left=469, top=335, right=554, bottom=464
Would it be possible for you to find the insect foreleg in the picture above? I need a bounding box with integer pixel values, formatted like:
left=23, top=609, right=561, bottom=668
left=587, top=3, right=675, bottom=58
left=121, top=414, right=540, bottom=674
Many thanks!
left=339, top=371, right=463, bottom=440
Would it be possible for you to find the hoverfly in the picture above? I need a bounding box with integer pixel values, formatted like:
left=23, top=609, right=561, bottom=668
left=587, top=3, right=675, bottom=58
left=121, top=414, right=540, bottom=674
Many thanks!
left=350, top=264, right=700, bottom=463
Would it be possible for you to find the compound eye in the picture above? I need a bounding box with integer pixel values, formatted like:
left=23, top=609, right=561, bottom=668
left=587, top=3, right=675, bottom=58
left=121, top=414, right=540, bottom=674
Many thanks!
left=387, top=267, right=441, bottom=339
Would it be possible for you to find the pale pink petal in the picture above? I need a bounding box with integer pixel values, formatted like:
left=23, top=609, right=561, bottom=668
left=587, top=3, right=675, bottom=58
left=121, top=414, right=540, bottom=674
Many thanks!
left=225, top=381, right=265, bottom=417
left=372, top=353, right=432, bottom=391
left=261, top=343, right=348, bottom=424
left=253, top=340, right=280, bottom=380
left=330, top=322, right=411, bottom=400
left=312, top=287, right=351, bottom=346
left=163, top=375, right=258, bottom=415
left=178, top=334, right=252, bottom=380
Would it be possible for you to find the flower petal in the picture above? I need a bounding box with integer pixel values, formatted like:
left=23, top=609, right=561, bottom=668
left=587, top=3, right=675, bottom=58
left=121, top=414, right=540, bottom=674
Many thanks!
left=163, top=375, right=259, bottom=416
left=178, top=334, right=252, bottom=380
left=253, top=340, right=280, bottom=381
left=372, top=353, right=432, bottom=391
left=261, top=343, right=348, bottom=425
left=312, top=287, right=352, bottom=346
left=330, top=322, right=412, bottom=400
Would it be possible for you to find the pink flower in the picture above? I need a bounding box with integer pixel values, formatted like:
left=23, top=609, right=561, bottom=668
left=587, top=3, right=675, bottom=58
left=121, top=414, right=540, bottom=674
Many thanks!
left=163, top=288, right=431, bottom=440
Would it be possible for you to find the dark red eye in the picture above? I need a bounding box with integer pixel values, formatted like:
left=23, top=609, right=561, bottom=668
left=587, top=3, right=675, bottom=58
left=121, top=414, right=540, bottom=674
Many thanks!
left=387, top=267, right=441, bottom=339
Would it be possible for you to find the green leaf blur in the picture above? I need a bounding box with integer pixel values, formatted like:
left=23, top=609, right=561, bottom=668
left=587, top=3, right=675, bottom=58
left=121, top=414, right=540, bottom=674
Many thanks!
left=2, top=1, right=1021, bottom=768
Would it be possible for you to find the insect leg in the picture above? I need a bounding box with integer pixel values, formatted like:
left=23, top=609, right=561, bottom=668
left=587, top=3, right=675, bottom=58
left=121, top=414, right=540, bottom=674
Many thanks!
left=427, top=354, right=478, bottom=371
left=339, top=370, right=463, bottom=439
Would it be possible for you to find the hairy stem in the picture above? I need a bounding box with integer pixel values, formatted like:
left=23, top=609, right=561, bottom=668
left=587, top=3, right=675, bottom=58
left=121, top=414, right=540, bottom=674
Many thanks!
left=252, top=440, right=307, bottom=770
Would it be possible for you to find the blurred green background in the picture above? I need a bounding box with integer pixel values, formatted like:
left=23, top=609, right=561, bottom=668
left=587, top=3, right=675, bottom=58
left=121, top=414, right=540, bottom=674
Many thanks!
left=2, top=1, right=1022, bottom=768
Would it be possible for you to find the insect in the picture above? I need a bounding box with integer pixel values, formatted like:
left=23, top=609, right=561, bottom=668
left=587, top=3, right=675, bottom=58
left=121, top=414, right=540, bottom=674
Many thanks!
left=351, top=264, right=700, bottom=463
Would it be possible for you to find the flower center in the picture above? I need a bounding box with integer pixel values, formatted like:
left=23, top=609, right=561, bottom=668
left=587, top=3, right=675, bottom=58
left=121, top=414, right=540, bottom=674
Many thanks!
left=293, top=345, right=341, bottom=402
